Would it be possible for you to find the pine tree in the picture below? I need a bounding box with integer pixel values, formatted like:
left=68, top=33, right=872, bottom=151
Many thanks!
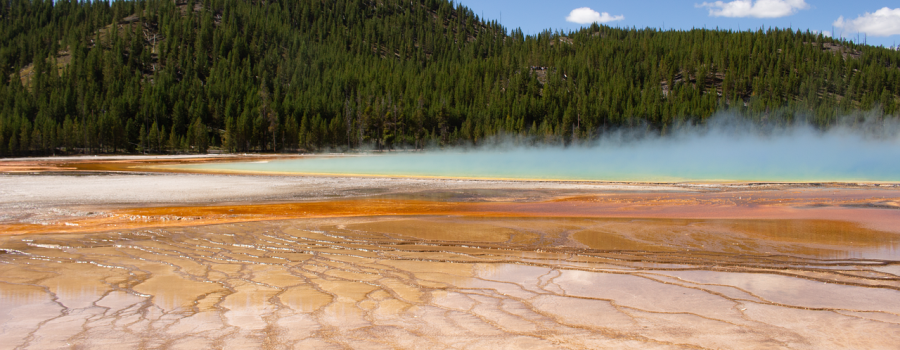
left=0, top=0, right=897, bottom=156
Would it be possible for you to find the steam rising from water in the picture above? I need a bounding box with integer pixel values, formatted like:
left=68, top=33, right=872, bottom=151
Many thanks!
left=188, top=115, right=900, bottom=182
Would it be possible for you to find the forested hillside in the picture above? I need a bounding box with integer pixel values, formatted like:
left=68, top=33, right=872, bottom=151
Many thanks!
left=1, top=0, right=899, bottom=155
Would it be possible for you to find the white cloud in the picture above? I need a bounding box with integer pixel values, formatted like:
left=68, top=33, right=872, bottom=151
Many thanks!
left=834, top=8, right=900, bottom=37
left=696, top=0, right=809, bottom=18
left=565, top=8, right=624, bottom=24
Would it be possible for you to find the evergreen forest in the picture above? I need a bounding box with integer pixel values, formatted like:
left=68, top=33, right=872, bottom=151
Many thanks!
left=1, top=0, right=899, bottom=155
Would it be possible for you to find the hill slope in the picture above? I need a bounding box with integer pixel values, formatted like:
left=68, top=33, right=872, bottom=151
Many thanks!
left=1, top=0, right=899, bottom=155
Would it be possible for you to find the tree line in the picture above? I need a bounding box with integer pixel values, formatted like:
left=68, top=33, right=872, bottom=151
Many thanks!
left=1, top=0, right=898, bottom=156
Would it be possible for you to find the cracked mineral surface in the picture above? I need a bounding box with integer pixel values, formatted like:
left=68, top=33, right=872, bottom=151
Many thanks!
left=1, top=157, right=899, bottom=349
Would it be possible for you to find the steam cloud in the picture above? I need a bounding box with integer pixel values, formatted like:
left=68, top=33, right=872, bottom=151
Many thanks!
left=186, top=113, right=900, bottom=183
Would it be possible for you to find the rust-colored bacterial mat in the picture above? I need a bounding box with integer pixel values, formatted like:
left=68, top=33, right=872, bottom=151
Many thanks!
left=1, top=214, right=899, bottom=348
left=1, top=157, right=899, bottom=348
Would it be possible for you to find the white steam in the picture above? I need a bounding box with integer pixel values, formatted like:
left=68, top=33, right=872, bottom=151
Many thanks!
left=185, top=113, right=900, bottom=183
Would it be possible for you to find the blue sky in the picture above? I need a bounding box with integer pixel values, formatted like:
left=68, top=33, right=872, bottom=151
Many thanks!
left=459, top=0, right=900, bottom=48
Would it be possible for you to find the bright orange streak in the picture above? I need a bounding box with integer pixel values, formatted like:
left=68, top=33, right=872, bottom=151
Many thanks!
left=3, top=195, right=900, bottom=236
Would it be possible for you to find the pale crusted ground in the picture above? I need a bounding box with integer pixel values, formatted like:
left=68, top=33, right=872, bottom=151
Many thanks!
left=0, top=170, right=695, bottom=226
left=0, top=173, right=691, bottom=207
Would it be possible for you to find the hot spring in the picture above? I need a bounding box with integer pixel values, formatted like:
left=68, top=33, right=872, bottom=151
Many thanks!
left=174, top=122, right=900, bottom=182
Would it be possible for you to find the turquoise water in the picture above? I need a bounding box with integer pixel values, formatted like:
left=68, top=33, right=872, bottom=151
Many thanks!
left=177, top=130, right=900, bottom=182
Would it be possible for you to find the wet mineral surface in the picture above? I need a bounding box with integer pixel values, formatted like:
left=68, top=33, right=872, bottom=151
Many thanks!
left=2, top=213, right=899, bottom=349
left=1, top=157, right=899, bottom=349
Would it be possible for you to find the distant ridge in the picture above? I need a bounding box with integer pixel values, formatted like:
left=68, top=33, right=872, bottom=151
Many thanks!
left=0, top=0, right=898, bottom=155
